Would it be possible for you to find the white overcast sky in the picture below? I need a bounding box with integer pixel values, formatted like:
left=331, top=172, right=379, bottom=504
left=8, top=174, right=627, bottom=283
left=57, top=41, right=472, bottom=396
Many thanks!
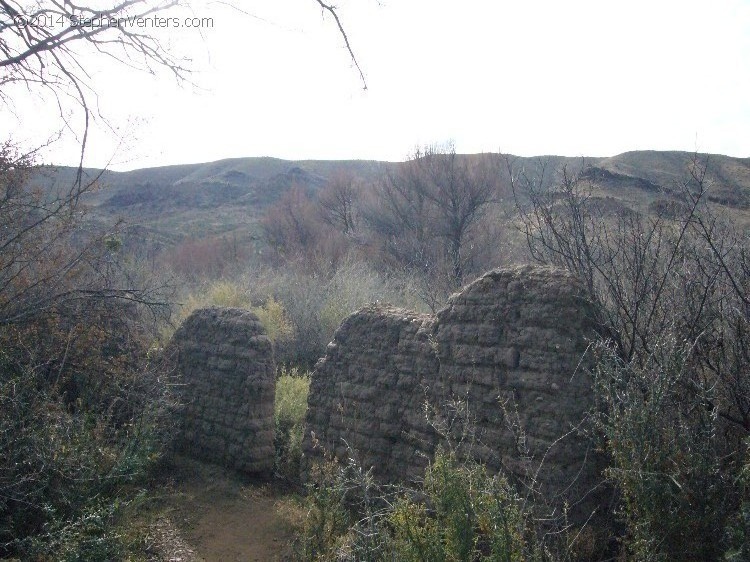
left=7, top=0, right=750, bottom=170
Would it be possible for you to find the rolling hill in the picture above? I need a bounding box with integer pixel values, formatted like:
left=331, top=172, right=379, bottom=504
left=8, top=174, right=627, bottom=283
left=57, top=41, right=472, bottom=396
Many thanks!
left=31, top=151, right=750, bottom=252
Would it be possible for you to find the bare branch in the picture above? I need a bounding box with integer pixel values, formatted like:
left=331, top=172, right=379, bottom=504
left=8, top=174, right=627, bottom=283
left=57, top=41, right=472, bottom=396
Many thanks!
left=315, top=0, right=366, bottom=89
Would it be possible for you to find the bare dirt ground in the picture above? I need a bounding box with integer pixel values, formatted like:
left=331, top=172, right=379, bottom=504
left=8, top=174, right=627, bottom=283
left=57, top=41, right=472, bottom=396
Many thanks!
left=145, top=456, right=301, bottom=562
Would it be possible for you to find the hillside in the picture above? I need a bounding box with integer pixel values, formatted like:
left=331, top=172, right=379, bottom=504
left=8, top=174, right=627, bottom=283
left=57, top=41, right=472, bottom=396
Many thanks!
left=32, top=151, right=750, bottom=250
left=31, top=157, right=388, bottom=251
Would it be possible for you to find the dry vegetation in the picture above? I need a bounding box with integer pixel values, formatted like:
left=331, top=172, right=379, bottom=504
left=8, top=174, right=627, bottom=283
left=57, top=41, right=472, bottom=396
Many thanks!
left=2, top=128, right=749, bottom=560
left=1, top=2, right=749, bottom=556
left=141, top=148, right=747, bottom=561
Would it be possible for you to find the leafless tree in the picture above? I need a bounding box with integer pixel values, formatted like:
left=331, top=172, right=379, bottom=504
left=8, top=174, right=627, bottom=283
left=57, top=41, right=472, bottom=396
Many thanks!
left=511, top=154, right=750, bottom=559
left=510, top=155, right=748, bottom=398
left=262, top=185, right=320, bottom=258
left=366, top=155, right=431, bottom=263
left=0, top=142, right=172, bottom=327
left=0, top=1, right=192, bottom=177
left=366, top=144, right=498, bottom=307
left=417, top=145, right=498, bottom=284
left=0, top=0, right=365, bottom=321
left=0, top=0, right=364, bottom=172
left=318, top=171, right=361, bottom=235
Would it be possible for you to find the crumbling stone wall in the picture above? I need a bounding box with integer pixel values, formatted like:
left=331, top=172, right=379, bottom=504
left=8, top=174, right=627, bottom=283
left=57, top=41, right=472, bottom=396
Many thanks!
left=170, top=307, right=275, bottom=473
left=303, top=265, right=600, bottom=515
left=431, top=266, right=600, bottom=511
left=304, top=306, right=439, bottom=482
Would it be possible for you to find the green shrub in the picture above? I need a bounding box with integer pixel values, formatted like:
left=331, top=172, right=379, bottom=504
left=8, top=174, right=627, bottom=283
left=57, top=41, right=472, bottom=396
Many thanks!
left=388, top=449, right=526, bottom=562
left=0, top=354, right=167, bottom=560
left=173, top=260, right=426, bottom=366
left=179, top=279, right=251, bottom=316
left=593, top=339, right=742, bottom=562
left=296, top=449, right=540, bottom=562
left=297, top=458, right=353, bottom=561
left=252, top=295, right=294, bottom=345
left=0, top=306, right=177, bottom=560
left=275, top=366, right=311, bottom=482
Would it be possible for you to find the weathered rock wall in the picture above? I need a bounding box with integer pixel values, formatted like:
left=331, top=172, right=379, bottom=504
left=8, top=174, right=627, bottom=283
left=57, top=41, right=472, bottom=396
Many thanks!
left=432, top=266, right=599, bottom=511
left=169, top=307, right=275, bottom=473
left=303, top=265, right=601, bottom=516
left=304, top=306, right=439, bottom=482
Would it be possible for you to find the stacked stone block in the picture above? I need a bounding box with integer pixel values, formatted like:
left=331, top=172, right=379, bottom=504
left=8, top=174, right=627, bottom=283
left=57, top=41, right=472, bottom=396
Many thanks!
left=303, top=265, right=601, bottom=519
left=432, top=265, right=600, bottom=515
left=304, top=305, right=439, bottom=482
left=170, top=307, right=275, bottom=473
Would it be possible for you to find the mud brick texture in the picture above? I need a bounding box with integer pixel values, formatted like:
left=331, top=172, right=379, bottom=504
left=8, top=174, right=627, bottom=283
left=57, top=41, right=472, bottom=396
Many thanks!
left=169, top=307, right=275, bottom=474
left=302, top=265, right=602, bottom=521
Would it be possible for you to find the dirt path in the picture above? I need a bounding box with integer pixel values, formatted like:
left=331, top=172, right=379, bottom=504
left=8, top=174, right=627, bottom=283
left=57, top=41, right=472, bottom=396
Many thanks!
left=150, top=456, right=301, bottom=562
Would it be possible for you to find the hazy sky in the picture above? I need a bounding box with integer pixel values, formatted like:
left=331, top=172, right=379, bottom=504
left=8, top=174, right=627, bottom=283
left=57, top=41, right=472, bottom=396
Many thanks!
left=7, top=0, right=750, bottom=170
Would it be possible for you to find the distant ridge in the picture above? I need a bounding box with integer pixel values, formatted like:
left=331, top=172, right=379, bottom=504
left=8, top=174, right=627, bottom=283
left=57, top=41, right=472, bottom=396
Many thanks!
left=29, top=151, right=750, bottom=245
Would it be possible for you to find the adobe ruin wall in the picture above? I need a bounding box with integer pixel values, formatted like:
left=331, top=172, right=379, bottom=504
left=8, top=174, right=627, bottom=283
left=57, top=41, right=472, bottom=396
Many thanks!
left=169, top=307, right=275, bottom=474
left=302, top=265, right=601, bottom=517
